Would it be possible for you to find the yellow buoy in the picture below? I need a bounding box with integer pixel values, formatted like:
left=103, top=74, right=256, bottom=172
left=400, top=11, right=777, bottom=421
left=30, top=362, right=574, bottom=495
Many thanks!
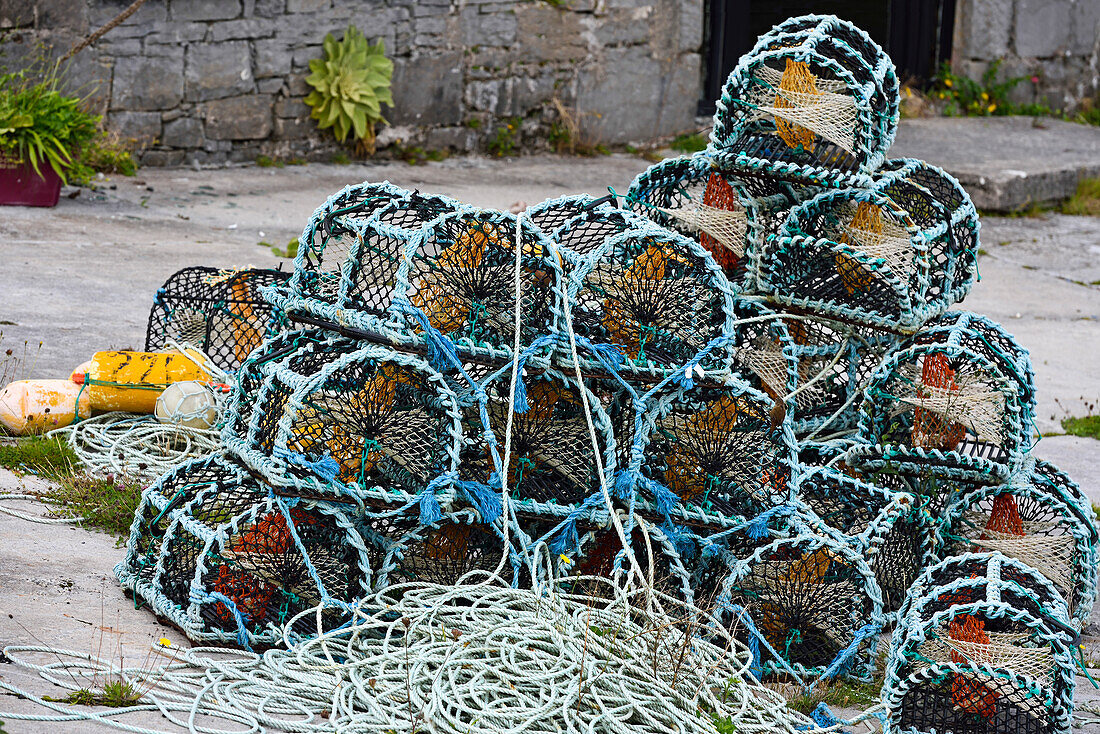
left=0, top=379, right=93, bottom=435
left=84, top=350, right=212, bottom=414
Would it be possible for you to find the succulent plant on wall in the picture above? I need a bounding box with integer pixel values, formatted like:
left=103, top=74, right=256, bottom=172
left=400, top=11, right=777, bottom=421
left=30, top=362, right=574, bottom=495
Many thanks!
left=304, top=25, right=394, bottom=156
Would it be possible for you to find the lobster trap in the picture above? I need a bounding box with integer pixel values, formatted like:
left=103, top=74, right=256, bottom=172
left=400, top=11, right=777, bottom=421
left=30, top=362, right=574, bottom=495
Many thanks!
left=709, top=14, right=899, bottom=186
left=221, top=330, right=464, bottom=511
left=116, top=453, right=375, bottom=648
left=906, top=311, right=1036, bottom=427
left=727, top=299, right=901, bottom=436
left=374, top=509, right=526, bottom=589
left=269, top=182, right=464, bottom=330
left=695, top=522, right=884, bottom=683
left=622, top=151, right=808, bottom=289
left=562, top=215, right=736, bottom=376
left=762, top=190, right=937, bottom=332
left=849, top=339, right=1032, bottom=486
left=939, top=470, right=1098, bottom=627
left=876, top=159, right=981, bottom=310
left=884, top=552, right=1077, bottom=734
left=145, top=266, right=290, bottom=371
left=795, top=464, right=933, bottom=617
left=457, top=360, right=619, bottom=520
left=621, top=371, right=796, bottom=529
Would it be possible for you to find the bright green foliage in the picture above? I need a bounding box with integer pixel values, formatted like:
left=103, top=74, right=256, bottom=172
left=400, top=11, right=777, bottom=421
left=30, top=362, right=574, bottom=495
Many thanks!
left=304, top=25, right=394, bottom=154
left=0, top=66, right=99, bottom=184
left=932, top=60, right=1025, bottom=117
left=1062, top=415, right=1100, bottom=439
left=670, top=132, right=708, bottom=153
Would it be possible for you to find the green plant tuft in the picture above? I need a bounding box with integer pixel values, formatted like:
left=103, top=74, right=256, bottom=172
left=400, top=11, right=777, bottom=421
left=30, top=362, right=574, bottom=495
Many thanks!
left=0, top=64, right=100, bottom=185
left=44, top=680, right=143, bottom=708
left=41, top=472, right=145, bottom=539
left=670, top=132, right=707, bottom=154
left=255, top=154, right=284, bottom=168
left=488, top=117, right=521, bottom=157
left=0, top=435, right=79, bottom=480
left=1060, top=178, right=1100, bottom=216
left=268, top=237, right=299, bottom=259
left=1062, top=415, right=1100, bottom=440
left=304, top=25, right=394, bottom=156
left=932, top=60, right=1024, bottom=117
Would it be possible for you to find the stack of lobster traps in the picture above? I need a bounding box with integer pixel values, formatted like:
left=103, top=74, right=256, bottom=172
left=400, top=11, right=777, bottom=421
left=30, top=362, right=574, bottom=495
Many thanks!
left=115, top=13, right=1097, bottom=731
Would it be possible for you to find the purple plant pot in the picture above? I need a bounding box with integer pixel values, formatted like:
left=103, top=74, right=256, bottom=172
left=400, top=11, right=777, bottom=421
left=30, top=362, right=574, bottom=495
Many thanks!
left=0, top=154, right=62, bottom=207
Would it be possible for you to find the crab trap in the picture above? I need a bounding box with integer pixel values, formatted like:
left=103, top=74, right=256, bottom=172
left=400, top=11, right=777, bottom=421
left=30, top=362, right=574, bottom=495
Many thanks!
left=622, top=151, right=810, bottom=289
left=456, top=359, right=620, bottom=520
left=759, top=175, right=976, bottom=332
left=618, top=369, right=797, bottom=530
left=939, top=469, right=1098, bottom=627
left=267, top=182, right=463, bottom=329
left=709, top=14, right=899, bottom=187
left=847, top=336, right=1033, bottom=487
left=371, top=508, right=528, bottom=589
left=795, top=464, right=933, bottom=617
left=559, top=210, right=736, bottom=377
left=116, top=453, right=375, bottom=648
left=145, top=265, right=291, bottom=371
left=876, top=159, right=981, bottom=310
left=727, top=299, right=901, bottom=436
left=694, top=518, right=884, bottom=683
left=906, top=311, right=1036, bottom=427
left=884, top=552, right=1078, bottom=734
left=221, top=330, right=464, bottom=512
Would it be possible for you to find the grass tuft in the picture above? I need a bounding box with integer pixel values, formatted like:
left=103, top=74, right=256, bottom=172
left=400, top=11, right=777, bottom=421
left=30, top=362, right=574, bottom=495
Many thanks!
left=0, top=435, right=79, bottom=480
left=1061, top=415, right=1100, bottom=440
left=669, top=132, right=707, bottom=154
left=784, top=679, right=880, bottom=714
left=1060, top=178, right=1100, bottom=216
left=40, top=473, right=145, bottom=538
left=44, top=680, right=143, bottom=708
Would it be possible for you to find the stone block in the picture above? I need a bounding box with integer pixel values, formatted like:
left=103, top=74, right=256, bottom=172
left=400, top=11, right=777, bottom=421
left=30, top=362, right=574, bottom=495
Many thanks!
left=204, top=95, right=274, bottom=139
left=111, top=53, right=185, bottom=110
left=257, top=77, right=285, bottom=94
left=592, top=7, right=652, bottom=46
left=171, top=0, right=242, bottom=22
left=107, top=111, right=162, bottom=146
left=514, top=71, right=564, bottom=112
left=575, top=47, right=699, bottom=143
left=292, top=45, right=323, bottom=70
left=1015, top=0, right=1072, bottom=57
left=952, top=0, right=1011, bottom=60
left=255, top=39, right=294, bottom=76
left=1070, top=0, right=1100, bottom=56
left=678, top=0, right=703, bottom=51
left=161, top=117, right=205, bottom=148
left=515, top=5, right=588, bottom=61
left=89, top=1, right=165, bottom=27
left=0, top=0, right=34, bottom=28
left=274, top=116, right=315, bottom=140
left=461, top=6, right=516, bottom=47
left=426, top=126, right=475, bottom=151
left=185, top=42, right=254, bottom=101
left=145, top=22, right=208, bottom=46
left=36, top=0, right=88, bottom=32
left=389, top=52, right=464, bottom=126
left=275, top=96, right=311, bottom=119
left=97, top=37, right=142, bottom=56
left=210, top=19, right=275, bottom=42
left=287, top=0, right=331, bottom=11
left=254, top=0, right=286, bottom=17
left=140, top=149, right=185, bottom=167
left=465, top=79, right=508, bottom=115
left=287, top=73, right=312, bottom=96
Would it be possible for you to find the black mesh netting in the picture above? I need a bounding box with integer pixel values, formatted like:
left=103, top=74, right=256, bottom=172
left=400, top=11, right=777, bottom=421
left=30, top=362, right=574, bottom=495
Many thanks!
left=145, top=266, right=290, bottom=372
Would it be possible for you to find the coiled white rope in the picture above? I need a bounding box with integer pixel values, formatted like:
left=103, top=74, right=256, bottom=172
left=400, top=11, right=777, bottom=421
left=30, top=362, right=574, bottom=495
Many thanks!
left=0, top=573, right=828, bottom=734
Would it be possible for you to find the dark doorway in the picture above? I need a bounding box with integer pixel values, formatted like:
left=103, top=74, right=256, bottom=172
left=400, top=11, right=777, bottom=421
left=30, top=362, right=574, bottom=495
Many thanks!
left=700, top=1, right=956, bottom=115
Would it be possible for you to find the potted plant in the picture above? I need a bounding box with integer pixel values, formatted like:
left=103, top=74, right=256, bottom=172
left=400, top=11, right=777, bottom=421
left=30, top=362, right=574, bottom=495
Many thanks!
left=0, top=64, right=99, bottom=207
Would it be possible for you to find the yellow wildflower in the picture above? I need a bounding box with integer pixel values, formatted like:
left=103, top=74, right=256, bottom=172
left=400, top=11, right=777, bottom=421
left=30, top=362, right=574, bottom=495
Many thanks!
left=988, top=104, right=997, bottom=113
left=158, top=637, right=172, bottom=647
left=944, top=78, right=953, bottom=88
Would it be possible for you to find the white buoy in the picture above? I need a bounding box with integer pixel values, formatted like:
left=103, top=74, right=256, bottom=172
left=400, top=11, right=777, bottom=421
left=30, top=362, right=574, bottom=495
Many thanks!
left=155, top=381, right=219, bottom=430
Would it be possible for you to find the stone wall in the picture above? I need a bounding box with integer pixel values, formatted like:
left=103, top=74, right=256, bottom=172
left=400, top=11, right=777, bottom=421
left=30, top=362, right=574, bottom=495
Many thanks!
left=0, top=0, right=704, bottom=165
left=952, top=0, right=1100, bottom=112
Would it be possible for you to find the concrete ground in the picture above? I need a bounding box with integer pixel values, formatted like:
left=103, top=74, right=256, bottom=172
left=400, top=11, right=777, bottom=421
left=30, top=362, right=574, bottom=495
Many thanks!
left=1, top=137, right=1099, bottom=731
